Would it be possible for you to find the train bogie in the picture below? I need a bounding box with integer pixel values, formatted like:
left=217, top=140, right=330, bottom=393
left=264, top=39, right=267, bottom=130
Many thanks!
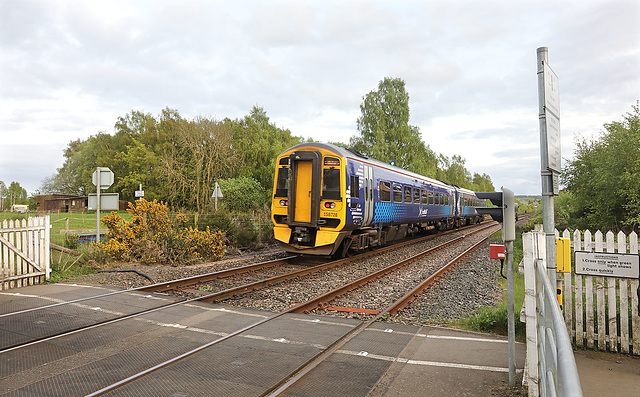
left=271, top=143, right=485, bottom=256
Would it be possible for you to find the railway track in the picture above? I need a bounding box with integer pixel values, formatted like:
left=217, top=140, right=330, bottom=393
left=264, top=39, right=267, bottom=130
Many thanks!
left=0, top=222, right=484, bottom=349
left=0, top=222, right=501, bottom=395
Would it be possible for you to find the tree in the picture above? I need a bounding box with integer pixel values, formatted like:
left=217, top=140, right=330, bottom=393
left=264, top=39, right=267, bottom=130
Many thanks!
left=472, top=172, right=495, bottom=192
left=227, top=106, right=303, bottom=190
left=217, top=177, right=266, bottom=212
left=437, top=154, right=473, bottom=188
left=0, top=181, right=6, bottom=210
left=350, top=77, right=438, bottom=175
left=161, top=117, right=238, bottom=213
left=562, top=102, right=640, bottom=232
left=7, top=181, right=27, bottom=206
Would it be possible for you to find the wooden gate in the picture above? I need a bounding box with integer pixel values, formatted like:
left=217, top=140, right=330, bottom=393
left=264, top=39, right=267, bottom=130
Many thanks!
left=558, top=229, right=640, bottom=355
left=1, top=215, right=50, bottom=290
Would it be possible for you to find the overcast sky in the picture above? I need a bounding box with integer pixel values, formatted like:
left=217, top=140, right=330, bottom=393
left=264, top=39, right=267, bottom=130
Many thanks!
left=1, top=0, right=638, bottom=196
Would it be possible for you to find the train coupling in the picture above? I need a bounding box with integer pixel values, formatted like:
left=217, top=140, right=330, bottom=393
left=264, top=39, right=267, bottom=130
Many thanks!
left=291, top=227, right=315, bottom=245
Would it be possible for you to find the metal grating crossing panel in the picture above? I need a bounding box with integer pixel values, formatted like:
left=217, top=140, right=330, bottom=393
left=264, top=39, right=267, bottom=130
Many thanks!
left=99, top=313, right=361, bottom=396
left=0, top=291, right=183, bottom=350
left=281, top=322, right=421, bottom=397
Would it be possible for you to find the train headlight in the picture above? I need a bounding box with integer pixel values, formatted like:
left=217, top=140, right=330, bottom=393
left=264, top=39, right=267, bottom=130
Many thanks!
left=324, top=202, right=336, bottom=209
left=279, top=200, right=288, bottom=206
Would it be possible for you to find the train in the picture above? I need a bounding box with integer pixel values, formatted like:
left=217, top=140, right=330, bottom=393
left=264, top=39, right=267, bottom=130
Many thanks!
left=271, top=142, right=485, bottom=257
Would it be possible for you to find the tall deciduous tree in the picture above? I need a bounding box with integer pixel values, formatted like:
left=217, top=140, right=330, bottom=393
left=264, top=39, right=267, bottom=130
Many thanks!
left=7, top=181, right=27, bottom=206
left=563, top=102, right=640, bottom=232
left=0, top=181, right=7, bottom=210
left=161, top=117, right=238, bottom=213
left=227, top=106, right=303, bottom=191
left=350, top=77, right=438, bottom=176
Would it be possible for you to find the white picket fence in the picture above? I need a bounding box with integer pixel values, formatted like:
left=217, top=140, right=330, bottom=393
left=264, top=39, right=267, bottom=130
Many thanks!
left=0, top=216, right=51, bottom=290
left=558, top=229, right=640, bottom=355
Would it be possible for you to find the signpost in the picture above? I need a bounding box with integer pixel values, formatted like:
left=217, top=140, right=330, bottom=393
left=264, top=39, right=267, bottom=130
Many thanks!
left=212, top=182, right=223, bottom=211
left=135, top=184, right=144, bottom=200
left=537, top=47, right=561, bottom=288
left=92, top=167, right=114, bottom=241
left=88, top=193, right=120, bottom=211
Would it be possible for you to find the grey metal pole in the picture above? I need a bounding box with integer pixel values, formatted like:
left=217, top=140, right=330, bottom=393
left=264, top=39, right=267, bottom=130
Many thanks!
left=537, top=47, right=557, bottom=287
left=506, top=240, right=515, bottom=386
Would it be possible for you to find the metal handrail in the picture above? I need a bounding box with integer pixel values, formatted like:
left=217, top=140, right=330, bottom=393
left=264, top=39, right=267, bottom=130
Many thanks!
left=535, top=259, right=583, bottom=397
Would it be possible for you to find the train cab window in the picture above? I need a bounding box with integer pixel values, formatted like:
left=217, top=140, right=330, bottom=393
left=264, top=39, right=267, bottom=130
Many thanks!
left=275, top=167, right=289, bottom=198
left=428, top=191, right=434, bottom=205
left=421, top=189, right=428, bottom=204
left=380, top=181, right=391, bottom=202
left=413, top=188, right=420, bottom=204
left=322, top=168, right=341, bottom=200
left=404, top=186, right=412, bottom=203
left=393, top=184, right=403, bottom=203
left=350, top=175, right=360, bottom=199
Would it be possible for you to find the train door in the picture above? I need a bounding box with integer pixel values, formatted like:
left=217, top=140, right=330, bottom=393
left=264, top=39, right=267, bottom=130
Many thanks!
left=288, top=151, right=322, bottom=226
left=448, top=192, right=454, bottom=217
left=294, top=161, right=313, bottom=223
left=363, top=165, right=374, bottom=226
left=453, top=189, right=461, bottom=217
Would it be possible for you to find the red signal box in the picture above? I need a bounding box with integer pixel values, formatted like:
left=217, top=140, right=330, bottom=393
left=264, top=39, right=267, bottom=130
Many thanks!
left=490, top=244, right=506, bottom=260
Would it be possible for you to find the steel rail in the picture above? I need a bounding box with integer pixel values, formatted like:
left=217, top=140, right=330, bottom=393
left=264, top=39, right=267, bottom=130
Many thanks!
left=84, top=223, right=498, bottom=396
left=0, top=256, right=297, bottom=318
left=191, top=223, right=490, bottom=303
left=0, top=257, right=300, bottom=352
left=2, top=223, right=492, bottom=352
left=265, top=224, right=501, bottom=396
left=289, top=223, right=498, bottom=314
left=386, top=224, right=501, bottom=315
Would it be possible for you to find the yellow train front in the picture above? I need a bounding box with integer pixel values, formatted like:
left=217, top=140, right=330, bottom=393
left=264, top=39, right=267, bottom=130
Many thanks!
left=271, top=143, right=351, bottom=256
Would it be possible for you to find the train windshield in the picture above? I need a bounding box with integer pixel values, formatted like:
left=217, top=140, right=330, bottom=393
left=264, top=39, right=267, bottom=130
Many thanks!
left=275, top=167, right=289, bottom=198
left=322, top=168, right=341, bottom=200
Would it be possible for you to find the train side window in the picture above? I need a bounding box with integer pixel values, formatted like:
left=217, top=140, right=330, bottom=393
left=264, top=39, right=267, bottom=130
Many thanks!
left=350, top=175, right=360, bottom=199
left=421, top=189, right=428, bottom=204
left=435, top=192, right=440, bottom=205
left=439, top=193, right=444, bottom=205
left=428, top=191, right=434, bottom=205
left=413, top=188, right=420, bottom=204
left=275, top=167, right=289, bottom=198
left=380, top=181, right=391, bottom=202
left=393, top=184, right=403, bottom=203
left=445, top=194, right=450, bottom=206
left=322, top=168, right=341, bottom=200
left=404, top=186, right=412, bottom=203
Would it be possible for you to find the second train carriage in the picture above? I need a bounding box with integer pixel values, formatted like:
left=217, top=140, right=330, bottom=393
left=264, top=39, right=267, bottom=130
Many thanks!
left=271, top=143, right=484, bottom=256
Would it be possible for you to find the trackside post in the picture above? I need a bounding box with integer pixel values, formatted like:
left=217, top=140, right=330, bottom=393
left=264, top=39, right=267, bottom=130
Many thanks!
left=475, top=187, right=516, bottom=386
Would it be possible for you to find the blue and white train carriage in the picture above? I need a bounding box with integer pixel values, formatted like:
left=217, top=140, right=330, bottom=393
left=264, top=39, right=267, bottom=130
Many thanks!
left=271, top=143, right=485, bottom=257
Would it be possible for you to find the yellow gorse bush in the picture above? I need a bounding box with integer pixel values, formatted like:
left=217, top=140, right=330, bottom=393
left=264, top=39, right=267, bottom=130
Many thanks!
left=98, top=199, right=226, bottom=265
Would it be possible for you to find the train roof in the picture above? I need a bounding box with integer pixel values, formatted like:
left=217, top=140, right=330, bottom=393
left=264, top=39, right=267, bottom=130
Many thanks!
left=282, top=142, right=465, bottom=192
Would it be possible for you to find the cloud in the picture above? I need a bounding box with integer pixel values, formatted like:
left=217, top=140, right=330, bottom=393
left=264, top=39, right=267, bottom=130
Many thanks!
left=1, top=0, right=638, bottom=196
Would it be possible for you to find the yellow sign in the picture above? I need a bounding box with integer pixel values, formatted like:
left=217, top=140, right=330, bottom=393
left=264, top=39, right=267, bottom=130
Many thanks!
left=556, top=237, right=571, bottom=273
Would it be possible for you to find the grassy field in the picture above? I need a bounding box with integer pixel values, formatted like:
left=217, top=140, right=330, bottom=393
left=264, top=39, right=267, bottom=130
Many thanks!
left=1, top=211, right=132, bottom=246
